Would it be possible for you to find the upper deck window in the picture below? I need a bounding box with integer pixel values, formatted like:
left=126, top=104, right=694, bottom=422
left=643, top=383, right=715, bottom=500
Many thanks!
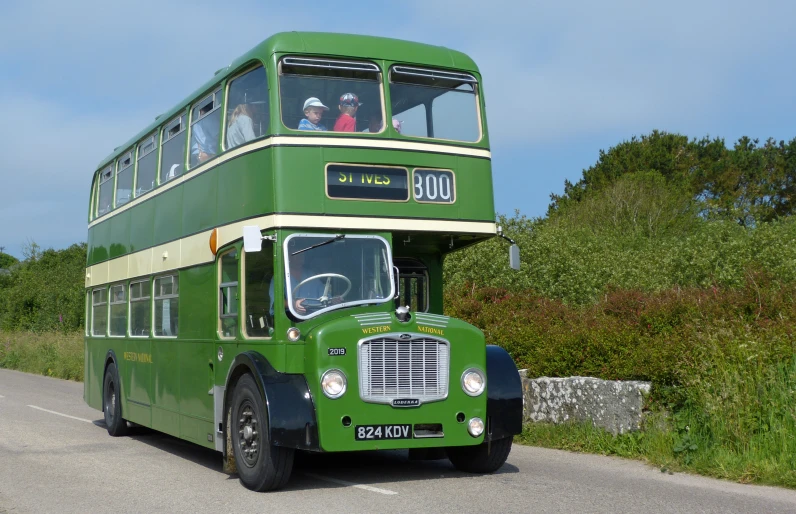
left=115, top=150, right=134, bottom=207
left=225, top=66, right=269, bottom=150
left=135, top=133, right=157, bottom=196
left=190, top=88, right=222, bottom=168
left=160, top=114, right=186, bottom=183
left=389, top=66, right=481, bottom=143
left=97, top=164, right=114, bottom=216
left=279, top=57, right=384, bottom=133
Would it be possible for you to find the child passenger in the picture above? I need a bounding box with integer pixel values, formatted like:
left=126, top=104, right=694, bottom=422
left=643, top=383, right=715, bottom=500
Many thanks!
left=333, top=93, right=361, bottom=132
left=298, top=97, right=329, bottom=131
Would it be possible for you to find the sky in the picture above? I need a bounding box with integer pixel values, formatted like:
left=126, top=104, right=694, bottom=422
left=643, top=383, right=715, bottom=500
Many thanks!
left=0, top=0, right=794, bottom=259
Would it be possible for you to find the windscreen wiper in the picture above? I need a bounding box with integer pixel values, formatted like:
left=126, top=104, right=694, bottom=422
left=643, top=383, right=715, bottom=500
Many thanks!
left=291, top=234, right=345, bottom=256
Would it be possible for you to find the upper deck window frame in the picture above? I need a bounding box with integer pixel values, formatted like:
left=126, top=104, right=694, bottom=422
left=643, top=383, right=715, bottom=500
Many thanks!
left=115, top=149, right=134, bottom=208
left=96, top=164, right=115, bottom=217
left=223, top=62, right=270, bottom=151
left=162, top=114, right=186, bottom=144
left=135, top=132, right=158, bottom=197
left=191, top=88, right=223, bottom=126
left=278, top=55, right=385, bottom=134
left=391, top=66, right=478, bottom=86
left=159, top=112, right=187, bottom=184
left=281, top=57, right=380, bottom=75
left=388, top=64, right=483, bottom=144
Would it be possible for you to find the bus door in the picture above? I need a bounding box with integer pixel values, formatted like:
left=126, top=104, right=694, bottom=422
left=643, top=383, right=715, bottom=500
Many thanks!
left=394, top=257, right=429, bottom=312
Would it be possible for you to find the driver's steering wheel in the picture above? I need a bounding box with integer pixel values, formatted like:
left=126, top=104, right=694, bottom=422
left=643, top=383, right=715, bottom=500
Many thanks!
left=292, top=273, right=352, bottom=310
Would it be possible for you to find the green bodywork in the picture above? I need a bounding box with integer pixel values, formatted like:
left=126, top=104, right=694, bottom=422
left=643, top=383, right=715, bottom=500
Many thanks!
left=84, top=32, right=496, bottom=453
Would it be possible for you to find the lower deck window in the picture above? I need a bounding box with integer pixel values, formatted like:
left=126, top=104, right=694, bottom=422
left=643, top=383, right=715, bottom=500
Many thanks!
left=130, top=280, right=150, bottom=336
left=219, top=250, right=238, bottom=338
left=154, top=275, right=178, bottom=337
left=109, top=284, right=127, bottom=336
left=244, top=242, right=274, bottom=338
left=92, top=288, right=108, bottom=336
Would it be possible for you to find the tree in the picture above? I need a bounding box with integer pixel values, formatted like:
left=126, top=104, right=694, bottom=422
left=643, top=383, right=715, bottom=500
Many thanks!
left=0, top=250, right=18, bottom=269
left=548, top=130, right=796, bottom=226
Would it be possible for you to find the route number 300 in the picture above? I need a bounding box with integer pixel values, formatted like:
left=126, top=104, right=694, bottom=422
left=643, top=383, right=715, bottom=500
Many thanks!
left=413, top=170, right=455, bottom=203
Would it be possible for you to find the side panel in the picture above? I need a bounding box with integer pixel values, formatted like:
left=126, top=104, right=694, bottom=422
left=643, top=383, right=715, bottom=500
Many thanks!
left=152, top=339, right=180, bottom=438
left=124, top=338, right=152, bottom=427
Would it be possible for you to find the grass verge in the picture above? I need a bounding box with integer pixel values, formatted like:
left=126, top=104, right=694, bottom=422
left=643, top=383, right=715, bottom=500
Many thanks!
left=0, top=331, right=83, bottom=381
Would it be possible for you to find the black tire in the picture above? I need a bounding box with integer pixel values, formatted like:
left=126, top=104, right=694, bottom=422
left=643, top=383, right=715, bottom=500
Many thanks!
left=230, top=374, right=294, bottom=491
left=446, top=436, right=513, bottom=473
left=103, top=362, right=129, bottom=437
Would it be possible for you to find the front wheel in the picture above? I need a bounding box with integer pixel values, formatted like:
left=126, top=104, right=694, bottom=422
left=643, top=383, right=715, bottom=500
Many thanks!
left=231, top=374, right=294, bottom=491
left=446, top=437, right=513, bottom=473
left=103, top=362, right=129, bottom=437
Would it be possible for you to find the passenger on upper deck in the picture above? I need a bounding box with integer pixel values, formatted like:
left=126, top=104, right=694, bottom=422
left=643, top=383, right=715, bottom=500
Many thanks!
left=333, top=93, right=360, bottom=132
left=226, top=104, right=257, bottom=148
left=298, top=97, right=329, bottom=131
left=366, top=111, right=402, bottom=134
left=191, top=122, right=218, bottom=165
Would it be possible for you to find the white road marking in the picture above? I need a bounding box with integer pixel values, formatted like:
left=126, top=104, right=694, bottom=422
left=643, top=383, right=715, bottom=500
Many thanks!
left=0, top=394, right=5, bottom=398
left=304, top=473, right=398, bottom=495
left=27, top=405, right=93, bottom=424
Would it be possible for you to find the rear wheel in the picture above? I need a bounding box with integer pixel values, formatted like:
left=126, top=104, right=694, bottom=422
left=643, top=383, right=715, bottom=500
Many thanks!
left=231, top=374, right=294, bottom=491
left=446, top=437, right=513, bottom=473
left=103, top=362, right=129, bottom=437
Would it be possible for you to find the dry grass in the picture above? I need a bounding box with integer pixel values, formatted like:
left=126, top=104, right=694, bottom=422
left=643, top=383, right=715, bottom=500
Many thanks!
left=0, top=331, right=83, bottom=381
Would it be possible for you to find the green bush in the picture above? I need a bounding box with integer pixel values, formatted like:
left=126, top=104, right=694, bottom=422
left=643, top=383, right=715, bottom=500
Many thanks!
left=445, top=213, right=796, bottom=305
left=446, top=280, right=796, bottom=487
left=0, top=243, right=87, bottom=332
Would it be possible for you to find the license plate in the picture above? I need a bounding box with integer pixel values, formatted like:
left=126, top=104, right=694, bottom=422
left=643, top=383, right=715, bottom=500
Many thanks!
left=355, top=424, right=412, bottom=441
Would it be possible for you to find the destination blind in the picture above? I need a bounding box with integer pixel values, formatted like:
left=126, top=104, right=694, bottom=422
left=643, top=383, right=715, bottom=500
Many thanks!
left=326, top=164, right=409, bottom=201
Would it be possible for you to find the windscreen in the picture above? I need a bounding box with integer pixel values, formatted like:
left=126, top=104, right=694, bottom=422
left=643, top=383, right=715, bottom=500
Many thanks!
left=284, top=234, right=393, bottom=319
left=389, top=66, right=481, bottom=142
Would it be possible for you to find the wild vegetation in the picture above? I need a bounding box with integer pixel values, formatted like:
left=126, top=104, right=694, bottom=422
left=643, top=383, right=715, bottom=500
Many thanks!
left=0, top=130, right=794, bottom=486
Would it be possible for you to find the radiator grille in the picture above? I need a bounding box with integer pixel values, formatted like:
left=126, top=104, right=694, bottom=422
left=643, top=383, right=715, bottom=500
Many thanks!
left=358, top=336, right=449, bottom=404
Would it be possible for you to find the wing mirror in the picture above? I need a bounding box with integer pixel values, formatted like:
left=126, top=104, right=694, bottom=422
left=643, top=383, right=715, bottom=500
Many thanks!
left=497, top=225, right=521, bottom=271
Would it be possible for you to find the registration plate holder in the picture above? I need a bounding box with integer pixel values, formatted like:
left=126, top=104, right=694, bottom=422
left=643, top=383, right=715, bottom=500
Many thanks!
left=355, top=424, right=412, bottom=441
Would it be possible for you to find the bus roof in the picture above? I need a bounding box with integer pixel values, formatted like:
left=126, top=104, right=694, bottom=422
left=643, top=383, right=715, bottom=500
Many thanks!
left=96, top=32, right=480, bottom=169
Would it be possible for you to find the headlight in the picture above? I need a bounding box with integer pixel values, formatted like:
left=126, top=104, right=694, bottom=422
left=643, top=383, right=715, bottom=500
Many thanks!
left=321, top=369, right=347, bottom=399
left=287, top=327, right=301, bottom=341
left=468, top=417, right=485, bottom=437
left=461, top=368, right=485, bottom=396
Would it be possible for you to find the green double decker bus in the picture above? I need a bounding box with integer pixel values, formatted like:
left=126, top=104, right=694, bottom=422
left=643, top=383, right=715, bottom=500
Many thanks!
left=83, top=32, right=522, bottom=491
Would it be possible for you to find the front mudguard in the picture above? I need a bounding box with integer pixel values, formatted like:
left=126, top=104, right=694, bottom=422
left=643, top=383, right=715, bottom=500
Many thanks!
left=484, top=345, right=523, bottom=441
left=224, top=351, right=320, bottom=453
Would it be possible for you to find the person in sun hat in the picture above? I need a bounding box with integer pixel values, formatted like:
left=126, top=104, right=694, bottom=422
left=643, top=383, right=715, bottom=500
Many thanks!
left=298, top=97, right=329, bottom=131
left=333, top=92, right=361, bottom=132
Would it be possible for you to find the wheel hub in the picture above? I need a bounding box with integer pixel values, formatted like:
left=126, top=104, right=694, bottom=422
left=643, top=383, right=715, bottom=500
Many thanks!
left=237, top=403, right=259, bottom=466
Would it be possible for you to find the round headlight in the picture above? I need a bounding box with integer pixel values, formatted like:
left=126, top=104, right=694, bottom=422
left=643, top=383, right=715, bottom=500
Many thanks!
left=287, top=327, right=301, bottom=341
left=461, top=368, right=485, bottom=396
left=468, top=417, right=485, bottom=437
left=321, top=369, right=347, bottom=399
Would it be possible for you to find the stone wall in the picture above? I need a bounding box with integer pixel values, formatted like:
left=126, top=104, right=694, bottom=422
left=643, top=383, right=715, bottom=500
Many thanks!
left=518, top=371, right=651, bottom=435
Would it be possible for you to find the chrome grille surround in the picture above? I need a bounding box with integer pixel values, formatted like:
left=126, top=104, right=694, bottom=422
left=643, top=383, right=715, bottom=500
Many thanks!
left=358, top=333, right=450, bottom=405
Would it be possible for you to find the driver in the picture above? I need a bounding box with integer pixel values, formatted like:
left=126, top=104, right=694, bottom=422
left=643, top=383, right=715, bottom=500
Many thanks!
left=270, top=251, right=344, bottom=316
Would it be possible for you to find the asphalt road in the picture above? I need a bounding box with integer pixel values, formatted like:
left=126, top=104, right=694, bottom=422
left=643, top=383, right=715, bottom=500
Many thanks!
left=1, top=369, right=795, bottom=514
